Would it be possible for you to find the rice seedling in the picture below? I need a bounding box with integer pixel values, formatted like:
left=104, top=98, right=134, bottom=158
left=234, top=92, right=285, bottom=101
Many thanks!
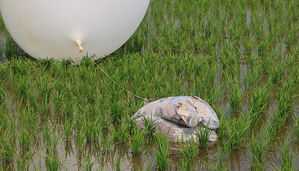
left=0, top=130, right=15, bottom=162
left=84, top=119, right=99, bottom=143
left=76, top=129, right=85, bottom=152
left=294, top=115, right=299, bottom=140
left=267, top=77, right=296, bottom=142
left=249, top=83, right=271, bottom=127
left=0, top=82, right=5, bottom=104
left=113, top=120, right=129, bottom=144
left=178, top=137, right=198, bottom=170
left=99, top=129, right=114, bottom=151
left=226, top=114, right=251, bottom=150
left=154, top=131, right=170, bottom=171
left=115, top=155, right=121, bottom=171
left=179, top=137, right=198, bottom=160
left=274, top=140, right=296, bottom=171
left=196, top=124, right=211, bottom=150
left=129, top=128, right=145, bottom=155
left=64, top=119, right=73, bottom=140
left=45, top=151, right=60, bottom=171
left=84, top=156, right=94, bottom=171
left=18, top=128, right=32, bottom=151
left=142, top=116, right=156, bottom=138
left=250, top=129, right=268, bottom=171
left=228, top=81, right=242, bottom=112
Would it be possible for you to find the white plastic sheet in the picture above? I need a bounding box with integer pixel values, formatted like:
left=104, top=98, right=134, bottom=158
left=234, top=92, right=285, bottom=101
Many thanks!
left=0, top=0, right=150, bottom=62
left=134, top=96, right=220, bottom=142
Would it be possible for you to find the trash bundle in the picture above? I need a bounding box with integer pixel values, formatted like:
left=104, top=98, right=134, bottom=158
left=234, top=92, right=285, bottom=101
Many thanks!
left=134, top=96, right=220, bottom=143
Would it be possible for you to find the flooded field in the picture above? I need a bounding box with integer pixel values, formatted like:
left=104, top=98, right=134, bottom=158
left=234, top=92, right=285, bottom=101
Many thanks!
left=0, top=0, right=298, bottom=170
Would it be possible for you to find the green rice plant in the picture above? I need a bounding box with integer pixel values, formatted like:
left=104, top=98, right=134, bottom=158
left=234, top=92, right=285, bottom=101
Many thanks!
left=113, top=120, right=129, bottom=144
left=250, top=129, right=268, bottom=171
left=0, top=82, right=6, bottom=104
left=154, top=131, right=170, bottom=171
left=178, top=157, right=196, bottom=171
left=228, top=81, right=242, bottom=112
left=16, top=158, right=30, bottom=171
left=64, top=120, right=73, bottom=140
left=15, top=76, right=30, bottom=102
left=84, top=119, right=99, bottom=143
left=226, top=114, right=251, bottom=150
left=110, top=102, right=124, bottom=125
left=179, top=137, right=198, bottom=160
left=0, top=130, right=15, bottom=162
left=276, top=141, right=295, bottom=171
left=84, top=156, right=94, bottom=171
left=294, top=115, right=299, bottom=140
left=216, top=111, right=228, bottom=139
left=270, top=63, right=286, bottom=84
left=18, top=128, right=32, bottom=151
left=249, top=84, right=270, bottom=126
left=196, top=126, right=210, bottom=150
left=45, top=151, right=60, bottom=171
left=76, top=129, right=85, bottom=151
left=37, top=100, right=49, bottom=121
left=267, top=78, right=296, bottom=142
left=99, top=130, right=114, bottom=151
left=115, top=155, right=121, bottom=171
left=129, top=128, right=145, bottom=155
left=142, top=116, right=156, bottom=138
left=37, top=76, right=53, bottom=102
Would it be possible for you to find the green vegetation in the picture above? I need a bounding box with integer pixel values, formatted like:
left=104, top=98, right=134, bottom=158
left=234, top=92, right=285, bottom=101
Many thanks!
left=154, top=131, right=170, bottom=170
left=196, top=126, right=210, bottom=149
left=0, top=0, right=298, bottom=169
left=129, top=128, right=145, bottom=155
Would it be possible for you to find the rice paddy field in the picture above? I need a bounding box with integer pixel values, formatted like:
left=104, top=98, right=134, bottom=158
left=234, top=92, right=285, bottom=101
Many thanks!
left=0, top=0, right=298, bottom=170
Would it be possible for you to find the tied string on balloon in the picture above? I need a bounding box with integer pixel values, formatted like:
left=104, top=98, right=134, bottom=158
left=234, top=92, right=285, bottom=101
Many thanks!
left=93, top=61, right=153, bottom=105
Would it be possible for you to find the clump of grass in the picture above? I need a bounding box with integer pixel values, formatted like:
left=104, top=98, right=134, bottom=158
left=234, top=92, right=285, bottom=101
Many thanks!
left=142, top=116, right=156, bottom=138
left=275, top=141, right=295, bottom=171
left=154, top=131, right=170, bottom=171
left=226, top=114, right=251, bottom=150
left=196, top=125, right=210, bottom=150
left=99, top=129, right=114, bottom=151
left=250, top=129, right=268, bottom=171
left=0, top=130, right=15, bottom=162
left=249, top=84, right=270, bottom=126
left=267, top=77, right=296, bottom=142
left=0, top=82, right=6, bottom=104
left=45, top=152, right=60, bottom=171
left=115, top=155, right=121, bottom=171
left=84, top=156, right=94, bottom=171
left=84, top=119, right=99, bottom=143
left=129, top=128, right=145, bottom=155
left=113, top=120, right=129, bottom=144
left=178, top=137, right=198, bottom=170
left=294, top=115, right=299, bottom=140
left=64, top=119, right=73, bottom=140
left=179, top=137, right=198, bottom=160
left=228, top=81, right=242, bottom=112
left=18, top=128, right=32, bottom=151
left=76, top=129, right=85, bottom=151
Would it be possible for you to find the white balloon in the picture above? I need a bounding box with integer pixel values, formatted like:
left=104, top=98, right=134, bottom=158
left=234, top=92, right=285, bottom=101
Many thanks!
left=0, top=0, right=150, bottom=61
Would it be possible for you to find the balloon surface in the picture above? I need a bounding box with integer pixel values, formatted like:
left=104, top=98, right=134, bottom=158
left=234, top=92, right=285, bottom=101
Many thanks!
left=0, top=0, right=150, bottom=61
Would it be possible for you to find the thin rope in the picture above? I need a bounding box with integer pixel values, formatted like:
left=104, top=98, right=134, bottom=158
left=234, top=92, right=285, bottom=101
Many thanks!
left=94, top=62, right=153, bottom=104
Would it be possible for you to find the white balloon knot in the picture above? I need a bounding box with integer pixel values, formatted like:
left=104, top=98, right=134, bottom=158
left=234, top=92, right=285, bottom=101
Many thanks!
left=75, top=40, right=84, bottom=53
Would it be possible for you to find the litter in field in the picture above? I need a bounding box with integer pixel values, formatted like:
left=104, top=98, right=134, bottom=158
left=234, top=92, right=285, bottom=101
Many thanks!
left=134, top=96, right=219, bottom=142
